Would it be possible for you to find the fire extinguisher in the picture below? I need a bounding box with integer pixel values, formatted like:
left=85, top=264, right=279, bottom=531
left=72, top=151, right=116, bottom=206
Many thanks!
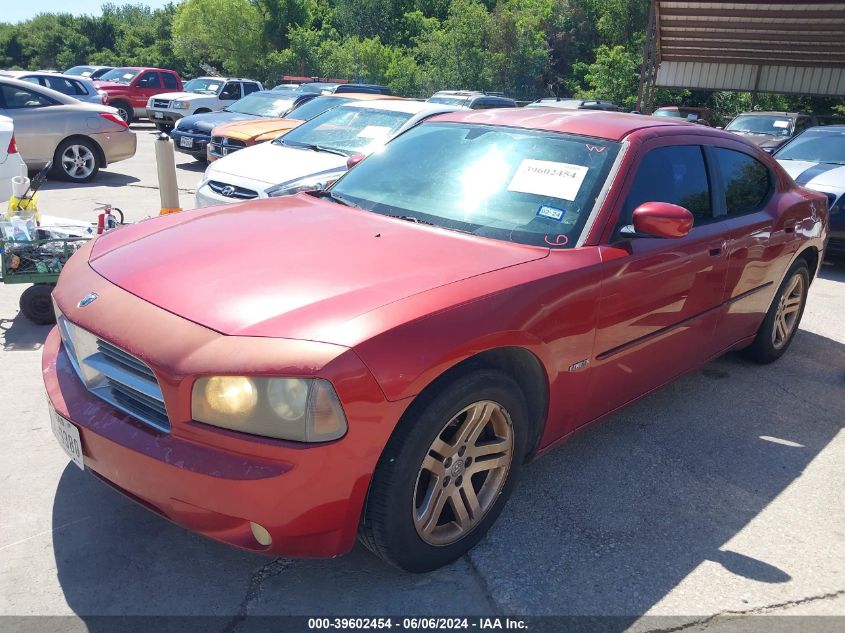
left=95, top=204, right=125, bottom=234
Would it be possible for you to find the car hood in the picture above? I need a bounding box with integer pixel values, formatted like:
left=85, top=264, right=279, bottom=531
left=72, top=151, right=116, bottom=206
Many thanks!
left=153, top=91, right=211, bottom=102
left=205, top=141, right=345, bottom=187
left=776, top=159, right=845, bottom=191
left=93, top=81, right=129, bottom=91
left=88, top=196, right=547, bottom=341
left=179, top=111, right=258, bottom=132
left=215, top=117, right=303, bottom=141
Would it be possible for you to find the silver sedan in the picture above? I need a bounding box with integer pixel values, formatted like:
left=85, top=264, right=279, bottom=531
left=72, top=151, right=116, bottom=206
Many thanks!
left=0, top=71, right=105, bottom=105
left=0, top=76, right=136, bottom=182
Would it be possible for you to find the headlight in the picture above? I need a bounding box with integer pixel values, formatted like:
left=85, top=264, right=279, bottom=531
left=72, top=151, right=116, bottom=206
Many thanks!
left=175, top=101, right=192, bottom=110
left=192, top=376, right=347, bottom=442
left=266, top=172, right=344, bottom=197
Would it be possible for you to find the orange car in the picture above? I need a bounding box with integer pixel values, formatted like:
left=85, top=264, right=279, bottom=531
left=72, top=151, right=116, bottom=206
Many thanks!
left=207, top=93, right=403, bottom=161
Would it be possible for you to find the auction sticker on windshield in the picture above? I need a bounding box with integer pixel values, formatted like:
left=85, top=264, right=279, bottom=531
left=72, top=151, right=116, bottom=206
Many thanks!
left=357, top=125, right=391, bottom=139
left=50, top=407, right=84, bottom=470
left=507, top=159, right=588, bottom=201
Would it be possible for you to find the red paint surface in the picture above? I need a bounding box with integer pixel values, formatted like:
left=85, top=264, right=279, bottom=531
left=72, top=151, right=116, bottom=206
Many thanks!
left=43, top=112, right=829, bottom=557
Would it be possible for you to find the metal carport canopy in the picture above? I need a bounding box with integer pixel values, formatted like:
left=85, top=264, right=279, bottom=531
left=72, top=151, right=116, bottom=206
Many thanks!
left=652, top=0, right=845, bottom=97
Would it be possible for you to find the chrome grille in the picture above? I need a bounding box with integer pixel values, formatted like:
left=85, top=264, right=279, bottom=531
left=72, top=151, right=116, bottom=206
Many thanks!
left=56, top=314, right=170, bottom=433
left=208, top=180, right=258, bottom=200
left=152, top=99, right=171, bottom=109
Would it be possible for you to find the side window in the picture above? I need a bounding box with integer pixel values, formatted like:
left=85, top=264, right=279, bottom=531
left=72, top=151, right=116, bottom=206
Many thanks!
left=136, top=72, right=161, bottom=88
left=219, top=82, right=241, bottom=100
left=714, top=148, right=771, bottom=216
left=45, top=77, right=86, bottom=95
left=0, top=85, right=56, bottom=109
left=620, top=145, right=712, bottom=229
left=161, top=73, right=179, bottom=90
left=242, top=82, right=260, bottom=96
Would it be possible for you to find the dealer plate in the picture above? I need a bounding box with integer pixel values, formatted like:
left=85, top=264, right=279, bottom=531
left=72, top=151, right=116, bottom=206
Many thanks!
left=179, top=136, right=193, bottom=149
left=153, top=111, right=164, bottom=119
left=50, top=407, right=84, bottom=470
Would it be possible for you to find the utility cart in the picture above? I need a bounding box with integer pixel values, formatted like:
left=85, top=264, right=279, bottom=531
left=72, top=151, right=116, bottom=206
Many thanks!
left=1, top=234, right=91, bottom=324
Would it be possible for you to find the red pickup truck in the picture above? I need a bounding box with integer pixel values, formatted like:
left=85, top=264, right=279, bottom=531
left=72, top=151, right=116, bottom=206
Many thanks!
left=94, top=67, right=183, bottom=124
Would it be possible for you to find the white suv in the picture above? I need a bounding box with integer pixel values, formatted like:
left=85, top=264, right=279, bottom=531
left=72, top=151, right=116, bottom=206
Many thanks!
left=147, top=77, right=263, bottom=130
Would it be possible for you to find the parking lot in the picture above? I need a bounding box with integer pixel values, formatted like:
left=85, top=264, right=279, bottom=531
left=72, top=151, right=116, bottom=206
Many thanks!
left=0, top=122, right=843, bottom=629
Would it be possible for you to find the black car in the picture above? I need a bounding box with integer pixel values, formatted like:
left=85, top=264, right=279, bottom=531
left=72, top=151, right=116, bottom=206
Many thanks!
left=426, top=90, right=516, bottom=109
left=170, top=90, right=317, bottom=161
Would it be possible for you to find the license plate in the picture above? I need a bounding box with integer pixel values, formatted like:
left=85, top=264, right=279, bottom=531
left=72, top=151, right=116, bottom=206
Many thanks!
left=179, top=136, right=193, bottom=149
left=154, top=111, right=164, bottom=119
left=50, top=407, right=84, bottom=470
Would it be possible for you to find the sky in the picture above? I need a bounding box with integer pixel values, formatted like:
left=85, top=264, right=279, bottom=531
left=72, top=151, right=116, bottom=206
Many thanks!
left=6, top=0, right=174, bottom=24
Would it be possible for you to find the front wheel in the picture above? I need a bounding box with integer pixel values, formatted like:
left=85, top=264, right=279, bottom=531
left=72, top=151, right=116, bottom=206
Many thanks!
left=743, top=260, right=809, bottom=364
left=53, top=138, right=99, bottom=182
left=20, top=284, right=56, bottom=324
left=359, top=369, right=528, bottom=572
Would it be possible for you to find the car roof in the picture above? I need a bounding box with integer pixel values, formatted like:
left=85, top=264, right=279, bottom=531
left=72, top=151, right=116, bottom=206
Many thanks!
left=735, top=111, right=808, bottom=117
left=1, top=70, right=93, bottom=82
left=343, top=99, right=442, bottom=114
left=427, top=109, right=723, bottom=141
left=0, top=75, right=87, bottom=105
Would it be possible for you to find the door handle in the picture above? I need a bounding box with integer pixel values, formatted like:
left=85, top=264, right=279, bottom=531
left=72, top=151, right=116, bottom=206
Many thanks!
left=708, top=241, right=725, bottom=256
left=784, top=221, right=796, bottom=234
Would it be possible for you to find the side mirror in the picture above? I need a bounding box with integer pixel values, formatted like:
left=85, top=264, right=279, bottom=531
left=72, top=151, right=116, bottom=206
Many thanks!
left=346, top=153, right=365, bottom=169
left=620, top=202, right=693, bottom=239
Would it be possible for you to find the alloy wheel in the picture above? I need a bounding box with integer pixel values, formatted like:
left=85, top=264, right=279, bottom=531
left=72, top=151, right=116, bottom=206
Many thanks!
left=413, top=400, right=514, bottom=546
left=772, top=273, right=804, bottom=349
left=61, top=145, right=96, bottom=180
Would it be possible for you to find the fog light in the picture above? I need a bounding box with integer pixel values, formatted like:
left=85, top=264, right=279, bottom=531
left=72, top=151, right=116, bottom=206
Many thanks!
left=250, top=521, right=272, bottom=546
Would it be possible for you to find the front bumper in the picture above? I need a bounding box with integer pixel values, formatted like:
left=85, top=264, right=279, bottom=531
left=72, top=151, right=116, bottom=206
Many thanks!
left=91, top=130, right=137, bottom=166
left=149, top=108, right=186, bottom=125
left=171, top=129, right=210, bottom=157
left=43, top=255, right=407, bottom=557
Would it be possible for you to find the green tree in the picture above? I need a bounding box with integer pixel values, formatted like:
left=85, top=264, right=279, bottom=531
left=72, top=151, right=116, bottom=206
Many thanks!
left=578, top=44, right=638, bottom=109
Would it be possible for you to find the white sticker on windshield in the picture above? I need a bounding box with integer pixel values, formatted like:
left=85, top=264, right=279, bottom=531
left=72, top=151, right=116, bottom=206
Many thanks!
left=507, top=159, right=589, bottom=201
left=208, top=83, right=221, bottom=91
left=357, top=125, right=391, bottom=139
left=773, top=120, right=789, bottom=128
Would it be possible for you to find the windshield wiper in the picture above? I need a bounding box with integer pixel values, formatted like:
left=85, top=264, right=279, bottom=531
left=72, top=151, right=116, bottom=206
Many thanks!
left=310, top=189, right=357, bottom=207
left=388, top=214, right=436, bottom=226
left=286, top=142, right=349, bottom=157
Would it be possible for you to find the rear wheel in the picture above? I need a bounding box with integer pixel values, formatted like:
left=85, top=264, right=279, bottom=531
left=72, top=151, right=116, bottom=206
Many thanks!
left=53, top=138, right=99, bottom=182
left=359, top=369, right=528, bottom=572
left=20, top=284, right=56, bottom=325
left=111, top=100, right=132, bottom=125
left=743, top=260, right=809, bottom=364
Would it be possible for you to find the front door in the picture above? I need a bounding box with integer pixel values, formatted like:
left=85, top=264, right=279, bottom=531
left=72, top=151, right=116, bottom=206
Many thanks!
left=584, top=143, right=730, bottom=423
left=0, top=83, right=62, bottom=164
left=132, top=71, right=163, bottom=109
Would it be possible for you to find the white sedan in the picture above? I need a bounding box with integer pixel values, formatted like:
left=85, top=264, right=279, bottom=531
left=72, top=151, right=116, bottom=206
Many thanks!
left=196, top=100, right=463, bottom=207
left=0, top=115, right=27, bottom=204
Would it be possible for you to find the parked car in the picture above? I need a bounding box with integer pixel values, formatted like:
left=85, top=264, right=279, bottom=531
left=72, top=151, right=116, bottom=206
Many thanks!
left=652, top=106, right=716, bottom=126
left=775, top=125, right=845, bottom=257
left=300, top=82, right=392, bottom=95
left=723, top=112, right=818, bottom=152
left=526, top=97, right=620, bottom=111
left=65, top=65, right=114, bottom=80
left=147, top=77, right=264, bottom=132
left=197, top=100, right=459, bottom=206
left=427, top=90, right=516, bottom=109
left=0, top=71, right=105, bottom=105
left=44, top=109, right=827, bottom=572
left=207, top=93, right=401, bottom=161
left=272, top=84, right=301, bottom=92
left=94, top=67, right=183, bottom=124
left=0, top=76, right=136, bottom=182
left=0, top=115, right=26, bottom=203
left=170, top=90, right=317, bottom=162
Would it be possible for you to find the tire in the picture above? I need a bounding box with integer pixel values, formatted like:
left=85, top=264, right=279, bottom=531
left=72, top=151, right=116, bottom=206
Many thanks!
left=53, top=138, right=100, bottom=183
left=743, top=260, right=809, bottom=364
left=155, top=123, right=174, bottom=133
left=20, top=284, right=56, bottom=325
left=111, top=100, right=132, bottom=125
left=359, top=369, right=529, bottom=572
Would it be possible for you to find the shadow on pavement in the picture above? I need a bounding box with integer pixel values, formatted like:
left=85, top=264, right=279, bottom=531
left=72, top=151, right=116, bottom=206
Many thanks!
left=819, top=257, right=845, bottom=282
left=40, top=171, right=141, bottom=190
left=176, top=160, right=208, bottom=173
left=51, top=330, right=845, bottom=626
left=0, top=313, right=52, bottom=351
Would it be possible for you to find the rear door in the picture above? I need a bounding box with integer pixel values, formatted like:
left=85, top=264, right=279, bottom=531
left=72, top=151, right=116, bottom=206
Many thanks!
left=586, top=141, right=730, bottom=422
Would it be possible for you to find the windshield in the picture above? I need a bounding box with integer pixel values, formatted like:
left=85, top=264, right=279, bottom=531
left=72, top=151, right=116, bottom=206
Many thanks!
left=65, top=66, right=93, bottom=76
left=284, top=96, right=354, bottom=121
left=184, top=78, right=225, bottom=95
left=653, top=108, right=682, bottom=118
left=274, top=105, right=412, bottom=155
left=330, top=122, right=620, bottom=248
left=727, top=115, right=792, bottom=136
left=527, top=99, right=585, bottom=109
left=227, top=93, right=297, bottom=116
left=272, top=84, right=300, bottom=92
left=98, top=68, right=140, bottom=84
left=775, top=129, right=845, bottom=164
left=427, top=95, right=470, bottom=106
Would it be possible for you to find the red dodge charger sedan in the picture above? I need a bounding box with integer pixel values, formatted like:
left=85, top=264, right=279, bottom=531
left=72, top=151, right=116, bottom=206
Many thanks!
left=43, top=109, right=828, bottom=572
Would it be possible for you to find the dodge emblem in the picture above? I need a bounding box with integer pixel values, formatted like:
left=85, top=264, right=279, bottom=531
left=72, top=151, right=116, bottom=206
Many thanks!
left=78, top=293, right=98, bottom=308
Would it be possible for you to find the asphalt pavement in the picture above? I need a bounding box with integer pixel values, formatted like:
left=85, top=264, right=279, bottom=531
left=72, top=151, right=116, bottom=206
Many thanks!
left=0, top=122, right=842, bottom=630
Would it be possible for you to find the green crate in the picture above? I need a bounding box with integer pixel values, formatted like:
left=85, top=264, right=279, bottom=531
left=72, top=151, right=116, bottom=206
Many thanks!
left=0, top=236, right=90, bottom=285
